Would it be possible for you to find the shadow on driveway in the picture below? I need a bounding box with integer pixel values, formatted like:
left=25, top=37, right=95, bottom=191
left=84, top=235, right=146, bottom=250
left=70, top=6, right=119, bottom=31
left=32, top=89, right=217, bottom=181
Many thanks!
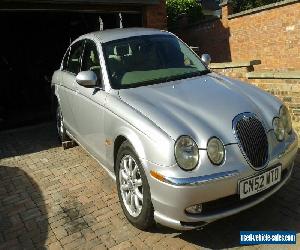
left=0, top=166, right=48, bottom=248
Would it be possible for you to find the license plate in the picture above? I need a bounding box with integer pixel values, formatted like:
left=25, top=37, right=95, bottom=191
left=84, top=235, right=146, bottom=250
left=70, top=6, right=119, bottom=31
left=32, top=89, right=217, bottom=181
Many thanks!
left=239, top=165, right=282, bottom=199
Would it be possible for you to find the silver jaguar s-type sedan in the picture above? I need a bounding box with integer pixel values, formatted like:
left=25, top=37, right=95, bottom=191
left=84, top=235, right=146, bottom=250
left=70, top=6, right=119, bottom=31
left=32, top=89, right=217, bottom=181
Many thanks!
left=51, top=28, right=298, bottom=230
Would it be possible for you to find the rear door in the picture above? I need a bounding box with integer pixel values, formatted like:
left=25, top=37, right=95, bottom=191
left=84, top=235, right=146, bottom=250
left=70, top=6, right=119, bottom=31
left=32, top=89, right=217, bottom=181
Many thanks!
left=59, top=40, right=85, bottom=136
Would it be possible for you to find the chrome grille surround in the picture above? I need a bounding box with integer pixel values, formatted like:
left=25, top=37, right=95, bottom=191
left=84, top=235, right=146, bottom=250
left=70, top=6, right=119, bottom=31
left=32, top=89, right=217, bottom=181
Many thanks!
left=232, top=113, right=269, bottom=170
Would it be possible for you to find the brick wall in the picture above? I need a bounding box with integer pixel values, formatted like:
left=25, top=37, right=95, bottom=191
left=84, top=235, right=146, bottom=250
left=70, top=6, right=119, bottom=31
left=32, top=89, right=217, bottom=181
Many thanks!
left=174, top=0, right=300, bottom=71
left=143, top=0, right=167, bottom=29
left=177, top=18, right=232, bottom=62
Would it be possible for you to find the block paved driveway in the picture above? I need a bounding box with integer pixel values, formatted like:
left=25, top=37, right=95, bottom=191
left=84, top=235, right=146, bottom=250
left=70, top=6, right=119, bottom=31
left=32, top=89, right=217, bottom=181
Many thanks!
left=0, top=123, right=299, bottom=250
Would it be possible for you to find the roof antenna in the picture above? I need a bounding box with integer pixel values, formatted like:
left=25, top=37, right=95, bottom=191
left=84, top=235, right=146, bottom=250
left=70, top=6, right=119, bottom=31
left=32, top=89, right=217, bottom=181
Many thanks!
left=99, top=16, right=104, bottom=31
left=119, top=13, right=123, bottom=28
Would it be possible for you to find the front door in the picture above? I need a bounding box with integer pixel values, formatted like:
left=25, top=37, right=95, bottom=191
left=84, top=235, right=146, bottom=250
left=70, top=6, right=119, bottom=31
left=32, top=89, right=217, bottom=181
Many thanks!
left=71, top=39, right=108, bottom=163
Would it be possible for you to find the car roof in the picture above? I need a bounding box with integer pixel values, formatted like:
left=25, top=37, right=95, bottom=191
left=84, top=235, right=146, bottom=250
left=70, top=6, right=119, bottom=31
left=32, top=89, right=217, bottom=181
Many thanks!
left=76, top=28, right=171, bottom=43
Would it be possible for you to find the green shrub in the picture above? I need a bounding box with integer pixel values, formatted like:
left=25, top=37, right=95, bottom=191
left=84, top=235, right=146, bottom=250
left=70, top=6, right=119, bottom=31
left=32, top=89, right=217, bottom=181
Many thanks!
left=166, top=0, right=203, bottom=26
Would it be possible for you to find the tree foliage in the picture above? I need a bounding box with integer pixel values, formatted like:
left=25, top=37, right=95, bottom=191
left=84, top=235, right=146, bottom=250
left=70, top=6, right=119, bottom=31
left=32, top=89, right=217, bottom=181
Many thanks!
left=232, top=0, right=284, bottom=13
left=166, top=0, right=203, bottom=26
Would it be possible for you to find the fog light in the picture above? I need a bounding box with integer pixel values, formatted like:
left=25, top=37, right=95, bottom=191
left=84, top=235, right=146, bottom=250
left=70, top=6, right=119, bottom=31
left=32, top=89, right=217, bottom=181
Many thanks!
left=185, top=204, right=202, bottom=214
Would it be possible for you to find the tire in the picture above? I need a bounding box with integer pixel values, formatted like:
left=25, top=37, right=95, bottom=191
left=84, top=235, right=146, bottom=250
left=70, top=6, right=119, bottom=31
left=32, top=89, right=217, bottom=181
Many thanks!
left=116, top=141, right=155, bottom=230
left=56, top=104, right=69, bottom=143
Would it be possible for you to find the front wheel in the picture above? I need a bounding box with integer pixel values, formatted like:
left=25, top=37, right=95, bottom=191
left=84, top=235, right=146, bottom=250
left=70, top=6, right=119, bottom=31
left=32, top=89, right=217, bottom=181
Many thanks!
left=116, top=141, right=155, bottom=230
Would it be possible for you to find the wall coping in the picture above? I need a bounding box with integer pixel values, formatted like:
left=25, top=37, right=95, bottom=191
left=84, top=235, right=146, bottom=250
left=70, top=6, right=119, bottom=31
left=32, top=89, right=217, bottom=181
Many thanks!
left=210, top=60, right=261, bottom=69
left=228, top=0, right=299, bottom=19
left=219, top=0, right=232, bottom=7
left=247, top=71, right=300, bottom=79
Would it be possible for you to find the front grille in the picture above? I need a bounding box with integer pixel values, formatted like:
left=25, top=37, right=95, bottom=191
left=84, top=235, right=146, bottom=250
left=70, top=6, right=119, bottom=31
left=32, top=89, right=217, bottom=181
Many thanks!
left=234, top=113, right=268, bottom=169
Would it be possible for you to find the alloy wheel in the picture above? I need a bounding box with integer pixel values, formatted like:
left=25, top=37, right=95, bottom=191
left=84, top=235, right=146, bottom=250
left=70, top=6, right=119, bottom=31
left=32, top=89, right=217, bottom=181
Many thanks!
left=119, top=155, right=143, bottom=217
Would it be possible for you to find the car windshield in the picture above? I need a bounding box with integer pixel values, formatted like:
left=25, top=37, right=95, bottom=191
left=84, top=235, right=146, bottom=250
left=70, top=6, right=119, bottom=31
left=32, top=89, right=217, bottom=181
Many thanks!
left=102, top=34, right=209, bottom=89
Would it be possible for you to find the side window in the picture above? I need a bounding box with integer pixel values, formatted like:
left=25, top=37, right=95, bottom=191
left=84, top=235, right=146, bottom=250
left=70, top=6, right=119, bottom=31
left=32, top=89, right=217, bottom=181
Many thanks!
left=179, top=41, right=204, bottom=69
left=62, top=48, right=70, bottom=70
left=81, top=40, right=101, bottom=77
left=66, top=41, right=85, bottom=74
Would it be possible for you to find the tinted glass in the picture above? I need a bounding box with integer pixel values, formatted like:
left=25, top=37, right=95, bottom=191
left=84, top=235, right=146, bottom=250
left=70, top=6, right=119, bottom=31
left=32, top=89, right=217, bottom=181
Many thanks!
left=102, top=35, right=209, bottom=89
left=62, top=48, right=70, bottom=70
left=81, top=40, right=101, bottom=77
left=67, top=41, right=85, bottom=74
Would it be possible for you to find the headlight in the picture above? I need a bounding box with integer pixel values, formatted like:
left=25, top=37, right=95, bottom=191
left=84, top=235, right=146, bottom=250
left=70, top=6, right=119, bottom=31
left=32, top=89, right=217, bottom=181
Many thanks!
left=279, top=105, right=292, bottom=134
left=207, top=137, right=225, bottom=165
left=273, top=117, right=285, bottom=141
left=175, top=136, right=199, bottom=170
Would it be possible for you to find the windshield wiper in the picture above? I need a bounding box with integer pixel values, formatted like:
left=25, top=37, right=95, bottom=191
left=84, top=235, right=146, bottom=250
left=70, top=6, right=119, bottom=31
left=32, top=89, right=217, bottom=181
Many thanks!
left=162, top=70, right=211, bottom=83
left=188, top=69, right=211, bottom=77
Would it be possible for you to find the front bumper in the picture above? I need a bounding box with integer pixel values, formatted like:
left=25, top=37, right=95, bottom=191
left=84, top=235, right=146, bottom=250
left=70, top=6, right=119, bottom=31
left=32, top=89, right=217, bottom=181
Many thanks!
left=144, top=132, right=298, bottom=230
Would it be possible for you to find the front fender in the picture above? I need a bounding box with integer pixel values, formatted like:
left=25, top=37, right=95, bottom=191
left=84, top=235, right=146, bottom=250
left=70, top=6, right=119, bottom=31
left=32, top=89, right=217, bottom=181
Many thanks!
left=104, top=93, right=176, bottom=171
left=117, top=126, right=147, bottom=164
left=107, top=122, right=176, bottom=170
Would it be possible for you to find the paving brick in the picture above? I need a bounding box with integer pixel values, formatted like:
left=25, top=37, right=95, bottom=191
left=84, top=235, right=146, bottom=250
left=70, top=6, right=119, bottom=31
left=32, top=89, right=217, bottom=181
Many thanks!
left=60, top=232, right=83, bottom=246
left=3, top=225, right=27, bottom=241
left=82, top=228, right=98, bottom=241
left=143, top=233, right=166, bottom=247
left=111, top=229, right=132, bottom=245
left=110, top=241, right=134, bottom=250
left=91, top=221, right=111, bottom=232
left=63, top=237, right=87, bottom=249
left=48, top=212, right=68, bottom=224
left=21, top=207, right=41, bottom=221
left=130, top=238, right=150, bottom=250
left=65, top=217, right=89, bottom=234
left=2, top=194, right=21, bottom=206
left=53, top=226, right=68, bottom=240
left=89, top=241, right=107, bottom=250
left=44, top=235, right=59, bottom=247
left=181, top=245, right=199, bottom=250
left=94, top=225, right=113, bottom=238
left=47, top=241, right=63, bottom=250
left=20, top=239, right=35, bottom=249
left=24, top=219, right=39, bottom=232
left=50, top=217, right=70, bottom=229
left=99, top=234, right=117, bottom=248
left=0, top=239, right=19, bottom=249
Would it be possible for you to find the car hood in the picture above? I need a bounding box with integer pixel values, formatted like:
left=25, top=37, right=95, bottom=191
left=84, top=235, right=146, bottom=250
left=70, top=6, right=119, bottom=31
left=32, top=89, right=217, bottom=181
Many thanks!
left=118, top=72, right=281, bottom=148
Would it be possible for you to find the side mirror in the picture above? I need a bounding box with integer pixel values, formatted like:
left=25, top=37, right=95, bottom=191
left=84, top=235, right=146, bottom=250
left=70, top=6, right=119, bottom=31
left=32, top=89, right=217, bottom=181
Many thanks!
left=201, top=54, right=211, bottom=66
left=76, top=71, right=97, bottom=87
